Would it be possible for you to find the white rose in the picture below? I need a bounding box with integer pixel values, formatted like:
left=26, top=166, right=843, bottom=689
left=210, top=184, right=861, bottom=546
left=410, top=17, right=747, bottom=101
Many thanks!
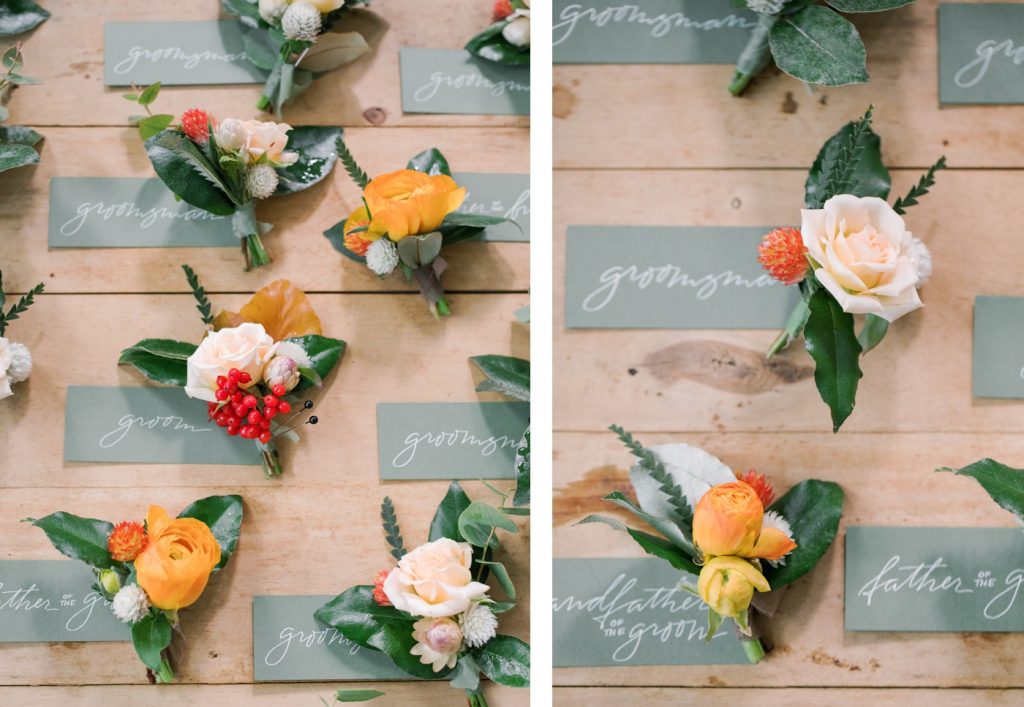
left=259, top=0, right=288, bottom=23
left=801, top=195, right=923, bottom=323
left=382, top=538, right=490, bottom=617
left=0, top=338, right=12, bottom=401
left=185, top=323, right=276, bottom=402
left=241, top=119, right=299, bottom=167
left=287, top=0, right=343, bottom=11
left=213, top=118, right=248, bottom=153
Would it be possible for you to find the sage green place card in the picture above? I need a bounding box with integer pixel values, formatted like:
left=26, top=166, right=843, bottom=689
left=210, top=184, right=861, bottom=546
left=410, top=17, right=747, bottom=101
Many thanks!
left=553, top=558, right=748, bottom=666
left=938, top=4, right=1024, bottom=104
left=399, top=48, right=529, bottom=116
left=973, top=296, right=1024, bottom=399
left=104, top=20, right=265, bottom=86
left=64, top=386, right=262, bottom=465
left=553, top=0, right=758, bottom=64
left=564, top=226, right=798, bottom=329
left=0, top=561, right=129, bottom=642
left=49, top=177, right=237, bottom=249
left=252, top=596, right=413, bottom=682
left=845, top=526, right=1024, bottom=632
left=455, top=172, right=530, bottom=243
left=376, top=402, right=529, bottom=480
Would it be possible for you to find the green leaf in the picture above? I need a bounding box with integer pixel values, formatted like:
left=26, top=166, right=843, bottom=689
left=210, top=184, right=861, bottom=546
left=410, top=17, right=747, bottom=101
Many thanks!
left=177, top=495, right=244, bottom=570
left=805, top=106, right=890, bottom=208
left=473, top=634, right=530, bottom=688
left=380, top=496, right=406, bottom=562
left=470, top=355, right=530, bottom=402
left=575, top=514, right=628, bottom=532
left=335, top=136, right=370, bottom=189
left=466, top=21, right=530, bottom=66
left=333, top=690, right=385, bottom=703
left=609, top=425, right=692, bottom=527
left=0, top=124, right=43, bottom=147
left=285, top=334, right=346, bottom=392
left=803, top=289, right=863, bottom=432
left=824, top=0, right=913, bottom=11
left=275, top=126, right=342, bottom=194
left=131, top=612, right=172, bottom=671
left=442, top=212, right=508, bottom=229
left=0, top=280, right=43, bottom=336
left=118, top=339, right=197, bottom=386
left=627, top=528, right=702, bottom=576
left=477, top=560, right=515, bottom=599
left=0, top=142, right=38, bottom=173
left=240, top=25, right=279, bottom=71
left=762, top=479, right=844, bottom=590
left=514, top=427, right=530, bottom=507
left=28, top=512, right=115, bottom=568
left=315, top=586, right=448, bottom=680
left=181, top=264, right=214, bottom=325
left=769, top=6, right=868, bottom=88
left=138, top=114, right=174, bottom=141
left=137, top=82, right=162, bottom=106
left=449, top=654, right=480, bottom=691
left=857, top=314, right=889, bottom=354
left=603, top=491, right=698, bottom=560
left=429, top=481, right=472, bottom=542
left=458, top=501, right=518, bottom=549
left=300, top=31, right=370, bottom=72
left=706, top=608, right=723, bottom=644
left=221, top=0, right=262, bottom=21
left=438, top=223, right=488, bottom=247
left=144, top=130, right=237, bottom=216
left=0, top=0, right=50, bottom=37
left=941, top=459, right=1024, bottom=524
left=397, top=232, right=443, bottom=269
left=893, top=156, right=947, bottom=216
left=407, top=148, right=451, bottom=176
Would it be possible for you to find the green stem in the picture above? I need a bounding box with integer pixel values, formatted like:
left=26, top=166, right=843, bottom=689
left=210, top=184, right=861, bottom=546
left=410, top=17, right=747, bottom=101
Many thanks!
left=741, top=637, right=766, bottom=664
left=433, top=295, right=451, bottom=319
left=155, top=656, right=175, bottom=684
left=244, top=233, right=272, bottom=271
left=256, top=94, right=271, bottom=112
left=766, top=328, right=790, bottom=358
left=466, top=687, right=488, bottom=707
left=728, top=70, right=756, bottom=97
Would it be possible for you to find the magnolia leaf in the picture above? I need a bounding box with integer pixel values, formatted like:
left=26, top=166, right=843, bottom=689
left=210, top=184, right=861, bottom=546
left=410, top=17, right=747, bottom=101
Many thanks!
left=214, top=279, right=323, bottom=340
left=473, top=635, right=530, bottom=687
left=28, top=512, right=115, bottom=568
left=132, top=612, right=173, bottom=671
left=804, top=289, right=863, bottom=432
left=177, top=495, right=243, bottom=571
left=941, top=459, right=1024, bottom=524
left=430, top=481, right=472, bottom=542
left=762, top=480, right=844, bottom=590
left=407, top=148, right=451, bottom=176
left=299, top=31, right=370, bottom=73
left=275, top=126, right=342, bottom=194
left=0, top=0, right=50, bottom=37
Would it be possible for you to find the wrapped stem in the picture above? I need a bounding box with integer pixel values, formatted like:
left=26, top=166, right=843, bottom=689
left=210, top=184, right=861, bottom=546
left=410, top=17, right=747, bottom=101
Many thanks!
left=260, top=441, right=283, bottom=478
left=466, top=687, right=489, bottom=707
left=233, top=202, right=272, bottom=270
left=413, top=258, right=451, bottom=319
left=729, top=13, right=778, bottom=96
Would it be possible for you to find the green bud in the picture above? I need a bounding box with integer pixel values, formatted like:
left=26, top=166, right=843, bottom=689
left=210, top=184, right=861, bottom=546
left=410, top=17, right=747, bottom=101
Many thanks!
left=98, top=569, right=121, bottom=596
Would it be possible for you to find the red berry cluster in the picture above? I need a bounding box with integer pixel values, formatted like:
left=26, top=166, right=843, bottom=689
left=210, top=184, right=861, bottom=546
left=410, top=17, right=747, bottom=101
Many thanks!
left=207, top=368, right=293, bottom=444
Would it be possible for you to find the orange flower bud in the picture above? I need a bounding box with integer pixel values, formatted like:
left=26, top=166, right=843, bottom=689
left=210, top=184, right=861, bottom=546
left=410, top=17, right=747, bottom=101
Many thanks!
left=693, top=482, right=764, bottom=558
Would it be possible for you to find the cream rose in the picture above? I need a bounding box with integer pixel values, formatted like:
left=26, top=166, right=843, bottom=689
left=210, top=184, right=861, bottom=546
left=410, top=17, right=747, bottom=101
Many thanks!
left=240, top=119, right=298, bottom=167
left=288, top=0, right=343, bottom=11
left=0, top=338, right=12, bottom=401
left=382, top=538, right=490, bottom=617
left=801, top=195, right=923, bottom=323
left=185, top=323, right=276, bottom=402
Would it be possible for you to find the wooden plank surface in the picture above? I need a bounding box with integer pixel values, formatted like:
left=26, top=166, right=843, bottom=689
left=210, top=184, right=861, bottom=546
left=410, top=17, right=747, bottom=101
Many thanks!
left=555, top=688, right=1024, bottom=706
left=554, top=0, right=1024, bottom=169
left=4, top=0, right=529, bottom=129
left=0, top=126, right=529, bottom=294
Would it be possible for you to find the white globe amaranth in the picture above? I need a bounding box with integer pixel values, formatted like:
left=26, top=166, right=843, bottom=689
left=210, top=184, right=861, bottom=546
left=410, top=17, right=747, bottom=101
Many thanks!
left=0, top=337, right=13, bottom=400
left=459, top=602, right=498, bottom=648
left=6, top=341, right=32, bottom=383
left=907, top=236, right=933, bottom=288
left=259, top=0, right=288, bottom=23
left=366, top=238, right=399, bottom=276
left=246, top=163, right=280, bottom=200
left=112, top=584, right=151, bottom=624
left=747, top=0, right=786, bottom=13
left=281, top=1, right=322, bottom=41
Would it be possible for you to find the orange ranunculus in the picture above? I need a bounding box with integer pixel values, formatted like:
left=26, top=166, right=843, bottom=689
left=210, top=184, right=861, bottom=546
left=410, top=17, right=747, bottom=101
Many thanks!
left=692, top=482, right=763, bottom=558
left=361, top=169, right=466, bottom=241
left=343, top=206, right=372, bottom=256
left=134, top=506, right=221, bottom=611
left=213, top=280, right=323, bottom=341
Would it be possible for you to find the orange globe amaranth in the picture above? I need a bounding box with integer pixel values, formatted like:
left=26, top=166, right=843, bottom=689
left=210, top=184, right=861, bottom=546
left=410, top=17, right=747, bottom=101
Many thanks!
left=134, top=505, right=221, bottom=611
left=739, top=469, right=775, bottom=508
left=108, top=520, right=148, bottom=562
left=757, top=227, right=808, bottom=285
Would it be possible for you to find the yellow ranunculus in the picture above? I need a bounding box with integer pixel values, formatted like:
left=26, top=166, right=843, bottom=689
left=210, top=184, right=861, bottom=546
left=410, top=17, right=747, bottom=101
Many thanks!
left=288, top=0, right=343, bottom=12
left=357, top=169, right=466, bottom=241
left=697, top=556, right=770, bottom=620
left=135, top=506, right=221, bottom=611
left=693, top=481, right=797, bottom=562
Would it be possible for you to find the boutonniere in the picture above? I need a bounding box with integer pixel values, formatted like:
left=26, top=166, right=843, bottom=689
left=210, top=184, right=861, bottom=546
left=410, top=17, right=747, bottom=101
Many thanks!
left=940, top=460, right=1024, bottom=525
left=325, top=141, right=509, bottom=318
left=0, top=269, right=43, bottom=400
left=316, top=482, right=530, bottom=705
left=466, top=0, right=530, bottom=65
left=581, top=426, right=843, bottom=662
left=758, top=107, right=944, bottom=431
left=731, top=1, right=911, bottom=96
left=26, top=495, right=244, bottom=684
left=124, top=84, right=340, bottom=270
left=0, top=44, right=43, bottom=173
left=0, top=2, right=50, bottom=36
left=471, top=353, right=530, bottom=507
left=222, top=0, right=372, bottom=114
left=119, top=265, right=345, bottom=477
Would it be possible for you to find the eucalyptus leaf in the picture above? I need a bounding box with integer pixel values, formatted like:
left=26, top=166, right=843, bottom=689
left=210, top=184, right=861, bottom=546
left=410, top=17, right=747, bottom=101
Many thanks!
left=857, top=314, right=889, bottom=354
left=803, top=289, right=863, bottom=432
left=241, top=25, right=280, bottom=71
left=762, top=479, right=844, bottom=590
left=449, top=655, right=481, bottom=691
left=457, top=501, right=518, bottom=549
left=478, top=560, right=515, bottom=599
left=138, top=82, right=162, bottom=106
left=397, top=232, right=443, bottom=269
left=138, top=114, right=174, bottom=141
left=177, top=495, right=244, bottom=570
left=941, top=459, right=1024, bottom=524
left=28, top=512, right=115, bottom=568
left=769, top=5, right=868, bottom=87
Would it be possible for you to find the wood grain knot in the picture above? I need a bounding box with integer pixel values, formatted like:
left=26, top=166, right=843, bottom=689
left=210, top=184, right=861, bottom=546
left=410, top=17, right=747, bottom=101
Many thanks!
left=553, top=84, right=576, bottom=119
left=554, top=465, right=635, bottom=527
left=640, top=340, right=813, bottom=394
left=363, top=107, right=388, bottom=125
